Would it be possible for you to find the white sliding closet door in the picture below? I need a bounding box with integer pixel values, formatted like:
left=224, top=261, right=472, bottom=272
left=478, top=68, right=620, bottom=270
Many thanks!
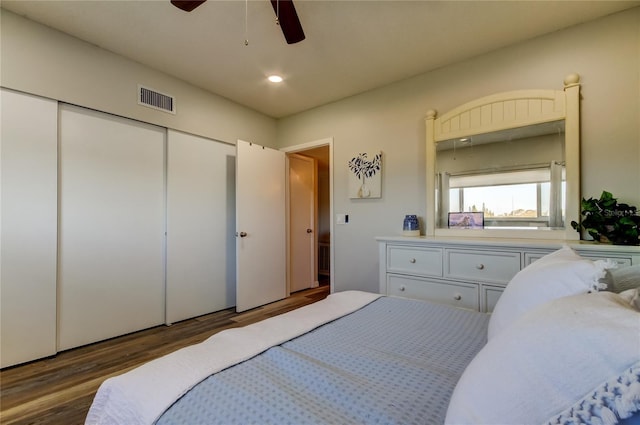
left=58, top=104, right=165, bottom=351
left=1, top=89, right=58, bottom=367
left=166, top=130, right=235, bottom=324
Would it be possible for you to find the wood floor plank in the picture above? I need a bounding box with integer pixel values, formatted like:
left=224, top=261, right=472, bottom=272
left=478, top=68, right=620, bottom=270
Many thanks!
left=0, top=285, right=329, bottom=424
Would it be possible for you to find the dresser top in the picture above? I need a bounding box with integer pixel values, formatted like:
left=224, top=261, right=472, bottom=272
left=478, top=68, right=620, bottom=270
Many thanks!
left=376, top=235, right=640, bottom=254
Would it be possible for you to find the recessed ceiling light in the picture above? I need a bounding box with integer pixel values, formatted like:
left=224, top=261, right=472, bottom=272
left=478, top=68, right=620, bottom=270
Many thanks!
left=268, top=75, right=283, bottom=83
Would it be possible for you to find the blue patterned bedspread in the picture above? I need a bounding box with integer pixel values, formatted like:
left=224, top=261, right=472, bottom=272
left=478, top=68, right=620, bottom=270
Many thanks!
left=156, top=296, right=489, bottom=425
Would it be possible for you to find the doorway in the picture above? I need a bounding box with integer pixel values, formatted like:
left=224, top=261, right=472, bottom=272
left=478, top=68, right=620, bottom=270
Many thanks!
left=288, top=153, right=317, bottom=293
left=283, top=139, right=332, bottom=294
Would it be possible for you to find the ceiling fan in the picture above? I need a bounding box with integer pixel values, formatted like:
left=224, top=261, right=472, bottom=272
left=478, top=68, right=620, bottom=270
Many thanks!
left=170, top=0, right=305, bottom=44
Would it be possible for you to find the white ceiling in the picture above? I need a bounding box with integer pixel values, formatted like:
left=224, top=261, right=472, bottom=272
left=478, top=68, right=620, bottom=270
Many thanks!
left=2, top=0, right=638, bottom=118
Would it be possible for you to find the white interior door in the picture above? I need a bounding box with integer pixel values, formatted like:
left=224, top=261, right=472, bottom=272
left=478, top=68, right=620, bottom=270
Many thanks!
left=58, top=104, right=165, bottom=351
left=289, top=154, right=317, bottom=292
left=166, top=130, right=236, bottom=324
left=236, top=140, right=286, bottom=312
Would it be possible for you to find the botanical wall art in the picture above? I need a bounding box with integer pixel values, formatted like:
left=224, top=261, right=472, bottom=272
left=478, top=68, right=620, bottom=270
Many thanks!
left=348, top=152, right=382, bottom=199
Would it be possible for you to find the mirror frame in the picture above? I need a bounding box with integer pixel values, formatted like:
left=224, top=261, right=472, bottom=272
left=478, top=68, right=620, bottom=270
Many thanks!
left=425, top=74, right=581, bottom=240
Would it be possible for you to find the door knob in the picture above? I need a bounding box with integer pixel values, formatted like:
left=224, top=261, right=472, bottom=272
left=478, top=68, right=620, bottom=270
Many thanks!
left=306, top=229, right=313, bottom=233
left=237, top=231, right=247, bottom=237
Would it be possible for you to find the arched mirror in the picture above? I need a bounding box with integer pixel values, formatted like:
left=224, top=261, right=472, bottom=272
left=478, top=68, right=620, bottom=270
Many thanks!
left=425, top=74, right=581, bottom=239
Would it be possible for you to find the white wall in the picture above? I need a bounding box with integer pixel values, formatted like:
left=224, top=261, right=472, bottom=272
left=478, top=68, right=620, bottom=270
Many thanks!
left=0, top=10, right=277, bottom=147
left=277, top=8, right=640, bottom=293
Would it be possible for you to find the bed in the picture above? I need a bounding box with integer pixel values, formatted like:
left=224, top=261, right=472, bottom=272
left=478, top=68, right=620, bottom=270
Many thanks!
left=86, top=246, right=640, bottom=425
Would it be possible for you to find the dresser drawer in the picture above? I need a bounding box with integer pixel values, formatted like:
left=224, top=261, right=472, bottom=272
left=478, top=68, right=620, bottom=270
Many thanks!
left=525, top=251, right=632, bottom=267
left=481, top=284, right=505, bottom=313
left=445, top=249, right=521, bottom=284
left=387, top=274, right=479, bottom=310
left=581, top=256, right=632, bottom=267
left=387, top=246, right=443, bottom=277
left=523, top=250, right=555, bottom=266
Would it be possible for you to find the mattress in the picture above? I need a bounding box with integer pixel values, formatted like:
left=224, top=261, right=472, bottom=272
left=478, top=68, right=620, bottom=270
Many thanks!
left=156, top=296, right=489, bottom=425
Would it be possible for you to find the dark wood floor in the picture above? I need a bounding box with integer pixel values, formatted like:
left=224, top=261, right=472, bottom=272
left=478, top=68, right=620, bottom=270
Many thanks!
left=0, top=285, right=330, bottom=425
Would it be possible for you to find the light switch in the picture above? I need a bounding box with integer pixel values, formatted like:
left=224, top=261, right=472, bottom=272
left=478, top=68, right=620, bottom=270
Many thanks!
left=336, top=214, right=349, bottom=224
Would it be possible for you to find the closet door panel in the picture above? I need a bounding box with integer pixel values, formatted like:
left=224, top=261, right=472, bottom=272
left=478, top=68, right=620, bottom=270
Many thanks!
left=0, top=89, right=58, bottom=367
left=166, top=130, right=235, bottom=324
left=58, top=104, right=165, bottom=351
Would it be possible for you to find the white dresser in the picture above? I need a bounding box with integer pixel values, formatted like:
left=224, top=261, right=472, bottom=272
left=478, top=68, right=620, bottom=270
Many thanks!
left=377, top=236, right=640, bottom=312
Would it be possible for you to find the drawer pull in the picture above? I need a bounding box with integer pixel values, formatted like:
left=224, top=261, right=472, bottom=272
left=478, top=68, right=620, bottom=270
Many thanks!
left=399, top=285, right=406, bottom=292
left=409, top=258, right=416, bottom=263
left=476, top=263, right=485, bottom=270
left=453, top=294, right=462, bottom=301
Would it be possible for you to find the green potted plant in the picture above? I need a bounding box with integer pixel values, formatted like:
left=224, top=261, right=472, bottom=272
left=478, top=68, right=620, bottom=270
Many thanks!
left=571, top=191, right=640, bottom=245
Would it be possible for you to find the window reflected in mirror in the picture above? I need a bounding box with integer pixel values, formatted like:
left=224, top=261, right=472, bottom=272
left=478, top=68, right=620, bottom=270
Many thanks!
left=435, top=121, right=566, bottom=230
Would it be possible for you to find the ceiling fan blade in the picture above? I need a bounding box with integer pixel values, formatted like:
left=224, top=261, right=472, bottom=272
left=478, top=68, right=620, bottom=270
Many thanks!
left=270, top=0, right=305, bottom=44
left=171, top=0, right=206, bottom=12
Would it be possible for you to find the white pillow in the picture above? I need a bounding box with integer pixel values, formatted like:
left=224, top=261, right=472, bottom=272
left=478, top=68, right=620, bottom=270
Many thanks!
left=445, top=291, right=640, bottom=425
left=620, top=287, right=640, bottom=312
left=601, top=264, right=640, bottom=293
left=488, top=245, right=613, bottom=340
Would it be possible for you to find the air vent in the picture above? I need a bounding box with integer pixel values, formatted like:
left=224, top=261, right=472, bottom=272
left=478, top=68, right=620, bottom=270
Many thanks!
left=138, top=85, right=176, bottom=114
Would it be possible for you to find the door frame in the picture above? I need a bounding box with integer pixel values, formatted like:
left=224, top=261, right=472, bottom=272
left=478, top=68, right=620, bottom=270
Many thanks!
left=280, top=137, right=334, bottom=294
